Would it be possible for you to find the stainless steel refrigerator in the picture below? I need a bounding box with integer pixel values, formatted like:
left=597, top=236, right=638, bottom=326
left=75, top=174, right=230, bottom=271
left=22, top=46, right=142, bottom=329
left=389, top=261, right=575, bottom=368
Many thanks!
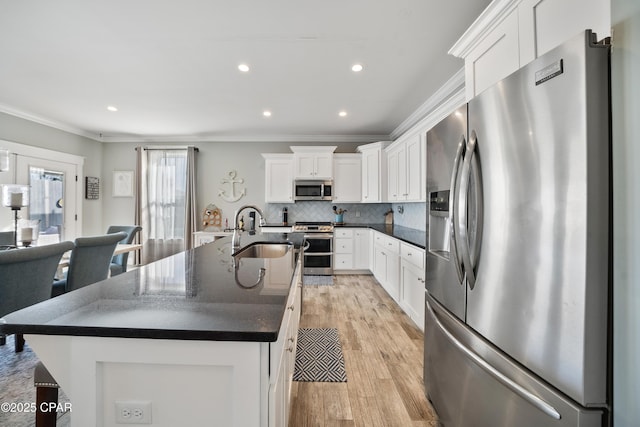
left=424, top=30, right=611, bottom=427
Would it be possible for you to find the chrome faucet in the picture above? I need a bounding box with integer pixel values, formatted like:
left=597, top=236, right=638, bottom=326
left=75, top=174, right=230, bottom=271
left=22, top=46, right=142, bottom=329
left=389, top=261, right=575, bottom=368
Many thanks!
left=232, top=205, right=266, bottom=252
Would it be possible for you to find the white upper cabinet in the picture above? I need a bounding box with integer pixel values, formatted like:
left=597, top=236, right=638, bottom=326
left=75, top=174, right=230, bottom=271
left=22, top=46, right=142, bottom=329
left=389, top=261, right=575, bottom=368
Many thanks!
left=357, top=142, right=389, bottom=203
left=450, top=0, right=611, bottom=100
left=386, top=133, right=425, bottom=202
left=290, top=146, right=336, bottom=179
left=262, top=153, right=294, bottom=203
left=518, top=0, right=611, bottom=63
left=333, top=154, right=362, bottom=203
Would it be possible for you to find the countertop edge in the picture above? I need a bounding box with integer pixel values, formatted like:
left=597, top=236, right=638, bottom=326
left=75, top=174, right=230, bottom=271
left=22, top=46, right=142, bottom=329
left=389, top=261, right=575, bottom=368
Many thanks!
left=334, top=223, right=426, bottom=249
left=1, top=323, right=279, bottom=342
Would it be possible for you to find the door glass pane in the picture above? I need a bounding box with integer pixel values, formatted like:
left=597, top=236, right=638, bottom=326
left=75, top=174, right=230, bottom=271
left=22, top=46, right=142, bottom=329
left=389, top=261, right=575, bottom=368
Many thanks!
left=29, top=167, right=64, bottom=244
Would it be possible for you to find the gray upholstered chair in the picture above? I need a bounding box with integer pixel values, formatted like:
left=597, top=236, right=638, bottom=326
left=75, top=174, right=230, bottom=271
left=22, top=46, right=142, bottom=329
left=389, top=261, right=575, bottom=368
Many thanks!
left=51, top=232, right=126, bottom=297
left=0, top=241, right=74, bottom=352
left=107, top=225, right=142, bottom=276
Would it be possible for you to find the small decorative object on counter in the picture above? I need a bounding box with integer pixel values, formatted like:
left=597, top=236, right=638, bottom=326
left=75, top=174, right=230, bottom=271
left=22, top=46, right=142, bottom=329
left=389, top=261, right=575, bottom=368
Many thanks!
left=238, top=215, right=245, bottom=231
left=202, top=203, right=223, bottom=231
left=384, top=209, right=394, bottom=225
left=282, top=207, right=288, bottom=225
left=333, top=205, right=347, bottom=225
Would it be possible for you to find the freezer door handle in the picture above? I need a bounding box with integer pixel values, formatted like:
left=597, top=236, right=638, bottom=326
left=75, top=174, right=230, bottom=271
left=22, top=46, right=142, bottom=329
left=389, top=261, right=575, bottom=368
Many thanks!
left=427, top=299, right=562, bottom=421
left=449, top=135, right=466, bottom=284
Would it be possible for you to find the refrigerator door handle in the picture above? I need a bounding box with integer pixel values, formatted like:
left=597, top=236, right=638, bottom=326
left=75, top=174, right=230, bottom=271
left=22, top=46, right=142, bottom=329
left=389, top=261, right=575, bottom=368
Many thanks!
left=449, top=135, right=466, bottom=284
left=427, top=299, right=562, bottom=421
left=457, top=130, right=480, bottom=289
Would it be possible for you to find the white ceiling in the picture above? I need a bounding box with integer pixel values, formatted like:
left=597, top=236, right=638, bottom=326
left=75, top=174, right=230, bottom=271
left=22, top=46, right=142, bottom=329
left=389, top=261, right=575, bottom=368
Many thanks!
left=0, top=0, right=491, bottom=143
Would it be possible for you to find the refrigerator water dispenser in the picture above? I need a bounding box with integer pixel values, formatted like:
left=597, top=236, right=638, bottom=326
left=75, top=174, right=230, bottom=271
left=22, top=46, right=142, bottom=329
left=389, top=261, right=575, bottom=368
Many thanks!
left=428, top=190, right=451, bottom=259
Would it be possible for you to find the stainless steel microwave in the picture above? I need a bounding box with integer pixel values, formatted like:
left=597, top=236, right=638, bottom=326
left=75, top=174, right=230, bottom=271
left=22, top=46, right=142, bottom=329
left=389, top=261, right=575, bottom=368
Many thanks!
left=294, top=179, right=333, bottom=201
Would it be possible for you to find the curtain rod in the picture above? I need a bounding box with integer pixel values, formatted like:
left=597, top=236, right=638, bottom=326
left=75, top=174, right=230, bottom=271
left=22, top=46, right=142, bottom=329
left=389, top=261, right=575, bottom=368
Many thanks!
left=135, top=146, right=199, bottom=152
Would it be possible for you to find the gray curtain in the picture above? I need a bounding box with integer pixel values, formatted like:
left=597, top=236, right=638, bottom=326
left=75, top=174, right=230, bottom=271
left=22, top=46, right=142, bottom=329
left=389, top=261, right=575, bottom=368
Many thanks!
left=135, top=146, right=198, bottom=265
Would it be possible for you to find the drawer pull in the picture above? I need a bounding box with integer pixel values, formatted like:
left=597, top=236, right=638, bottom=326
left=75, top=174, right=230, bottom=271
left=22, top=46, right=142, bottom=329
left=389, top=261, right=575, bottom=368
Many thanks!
left=288, top=305, right=294, bottom=311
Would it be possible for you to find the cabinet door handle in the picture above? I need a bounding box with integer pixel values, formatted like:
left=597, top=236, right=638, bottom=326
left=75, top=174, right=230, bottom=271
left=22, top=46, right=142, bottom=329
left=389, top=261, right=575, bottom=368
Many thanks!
left=288, top=305, right=294, bottom=311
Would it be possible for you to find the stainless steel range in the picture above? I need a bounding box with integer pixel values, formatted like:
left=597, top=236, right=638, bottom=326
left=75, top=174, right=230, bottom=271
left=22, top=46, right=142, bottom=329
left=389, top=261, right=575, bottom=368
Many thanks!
left=292, top=222, right=334, bottom=275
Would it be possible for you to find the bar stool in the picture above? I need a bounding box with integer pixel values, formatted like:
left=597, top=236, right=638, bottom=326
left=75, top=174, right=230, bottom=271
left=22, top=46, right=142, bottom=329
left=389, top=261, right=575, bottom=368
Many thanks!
left=34, top=361, right=59, bottom=427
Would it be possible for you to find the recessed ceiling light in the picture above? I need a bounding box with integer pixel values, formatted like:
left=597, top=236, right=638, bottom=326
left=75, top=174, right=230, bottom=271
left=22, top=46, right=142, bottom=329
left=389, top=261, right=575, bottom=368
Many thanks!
left=339, top=111, right=348, bottom=117
left=351, top=64, right=363, bottom=72
left=107, top=105, right=118, bottom=112
left=263, top=110, right=272, bottom=117
left=238, top=64, right=250, bottom=72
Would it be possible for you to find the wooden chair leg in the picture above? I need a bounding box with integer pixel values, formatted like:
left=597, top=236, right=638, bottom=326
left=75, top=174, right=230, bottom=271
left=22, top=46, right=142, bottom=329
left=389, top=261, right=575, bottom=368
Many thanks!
left=14, top=334, right=25, bottom=352
left=36, top=386, right=58, bottom=427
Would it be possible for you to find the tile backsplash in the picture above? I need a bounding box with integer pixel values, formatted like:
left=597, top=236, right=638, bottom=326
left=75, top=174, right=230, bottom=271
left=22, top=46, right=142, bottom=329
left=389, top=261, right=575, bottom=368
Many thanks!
left=264, top=201, right=427, bottom=231
left=392, top=202, right=426, bottom=231
left=265, top=202, right=392, bottom=225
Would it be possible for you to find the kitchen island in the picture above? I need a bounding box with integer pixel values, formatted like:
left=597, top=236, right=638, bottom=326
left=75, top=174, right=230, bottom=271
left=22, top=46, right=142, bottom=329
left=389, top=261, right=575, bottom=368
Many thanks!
left=0, top=233, right=303, bottom=427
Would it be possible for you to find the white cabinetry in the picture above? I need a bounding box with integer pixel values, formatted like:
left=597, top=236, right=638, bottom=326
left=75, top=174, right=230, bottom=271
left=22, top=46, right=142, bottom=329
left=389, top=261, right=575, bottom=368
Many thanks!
left=450, top=0, right=611, bottom=100
left=290, top=146, right=336, bottom=179
left=333, top=154, right=362, bottom=203
left=357, top=142, right=389, bottom=203
left=353, top=229, right=370, bottom=271
left=387, top=134, right=425, bottom=202
left=400, top=242, right=426, bottom=330
left=262, top=154, right=294, bottom=203
left=372, top=231, right=400, bottom=302
left=387, top=145, right=405, bottom=202
left=333, top=228, right=371, bottom=273
left=334, top=228, right=355, bottom=270
left=269, top=258, right=302, bottom=427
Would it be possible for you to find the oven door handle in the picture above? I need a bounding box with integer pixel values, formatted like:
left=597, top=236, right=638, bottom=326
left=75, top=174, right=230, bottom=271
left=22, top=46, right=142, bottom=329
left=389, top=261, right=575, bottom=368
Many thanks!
left=303, top=234, right=334, bottom=239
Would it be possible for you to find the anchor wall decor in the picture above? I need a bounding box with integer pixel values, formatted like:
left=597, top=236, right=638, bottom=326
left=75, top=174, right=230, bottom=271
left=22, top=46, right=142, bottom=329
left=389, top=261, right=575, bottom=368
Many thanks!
left=218, top=170, right=246, bottom=202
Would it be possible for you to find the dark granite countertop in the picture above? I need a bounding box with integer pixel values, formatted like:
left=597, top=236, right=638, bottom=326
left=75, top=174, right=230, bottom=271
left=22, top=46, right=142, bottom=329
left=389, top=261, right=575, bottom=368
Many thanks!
left=334, top=223, right=426, bottom=249
left=0, top=232, right=304, bottom=342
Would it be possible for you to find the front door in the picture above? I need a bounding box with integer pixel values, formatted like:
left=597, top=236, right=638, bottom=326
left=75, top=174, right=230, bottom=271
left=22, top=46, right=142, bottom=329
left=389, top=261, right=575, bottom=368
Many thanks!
left=16, top=155, right=79, bottom=244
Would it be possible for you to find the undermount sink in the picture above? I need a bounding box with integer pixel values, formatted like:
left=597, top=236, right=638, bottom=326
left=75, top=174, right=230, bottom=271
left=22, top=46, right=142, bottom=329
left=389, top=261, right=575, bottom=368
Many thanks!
left=233, top=242, right=292, bottom=259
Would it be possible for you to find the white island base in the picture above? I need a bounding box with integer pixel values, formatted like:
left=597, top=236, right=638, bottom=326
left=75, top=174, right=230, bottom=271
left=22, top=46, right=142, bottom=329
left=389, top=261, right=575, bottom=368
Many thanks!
left=28, top=335, right=274, bottom=427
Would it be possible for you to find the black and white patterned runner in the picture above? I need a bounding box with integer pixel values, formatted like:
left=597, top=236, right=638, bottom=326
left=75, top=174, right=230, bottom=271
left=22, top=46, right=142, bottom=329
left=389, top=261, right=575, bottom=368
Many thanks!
left=293, top=328, right=347, bottom=382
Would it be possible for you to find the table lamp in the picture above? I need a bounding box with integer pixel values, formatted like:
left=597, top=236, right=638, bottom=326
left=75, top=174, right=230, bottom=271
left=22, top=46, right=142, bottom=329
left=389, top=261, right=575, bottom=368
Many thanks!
left=2, top=184, right=30, bottom=247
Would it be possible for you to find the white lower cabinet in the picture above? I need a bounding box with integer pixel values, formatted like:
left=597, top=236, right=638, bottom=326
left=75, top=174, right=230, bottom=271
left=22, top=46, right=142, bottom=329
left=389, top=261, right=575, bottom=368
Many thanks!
left=334, top=228, right=355, bottom=270
left=372, top=231, right=400, bottom=302
left=400, top=242, right=426, bottom=330
left=353, top=229, right=370, bottom=270
left=269, top=258, right=302, bottom=427
left=334, top=228, right=370, bottom=272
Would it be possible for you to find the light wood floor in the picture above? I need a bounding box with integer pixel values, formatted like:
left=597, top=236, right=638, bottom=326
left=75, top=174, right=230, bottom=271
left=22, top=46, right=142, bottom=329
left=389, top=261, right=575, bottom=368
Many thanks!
left=289, top=274, right=438, bottom=427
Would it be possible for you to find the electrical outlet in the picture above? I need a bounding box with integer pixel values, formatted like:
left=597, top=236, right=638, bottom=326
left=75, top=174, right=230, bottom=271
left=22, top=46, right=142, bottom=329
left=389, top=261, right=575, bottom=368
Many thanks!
left=115, top=401, right=152, bottom=424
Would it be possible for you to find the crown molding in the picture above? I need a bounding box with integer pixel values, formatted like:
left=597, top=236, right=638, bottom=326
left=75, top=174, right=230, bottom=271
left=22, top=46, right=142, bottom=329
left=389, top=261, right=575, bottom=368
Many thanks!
left=390, top=68, right=466, bottom=141
left=0, top=104, right=102, bottom=141
left=448, top=0, right=522, bottom=58
left=99, top=133, right=389, bottom=144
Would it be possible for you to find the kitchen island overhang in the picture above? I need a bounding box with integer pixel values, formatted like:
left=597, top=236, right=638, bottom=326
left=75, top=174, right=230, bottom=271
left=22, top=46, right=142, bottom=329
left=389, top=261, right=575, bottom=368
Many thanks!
left=0, top=233, right=304, bottom=427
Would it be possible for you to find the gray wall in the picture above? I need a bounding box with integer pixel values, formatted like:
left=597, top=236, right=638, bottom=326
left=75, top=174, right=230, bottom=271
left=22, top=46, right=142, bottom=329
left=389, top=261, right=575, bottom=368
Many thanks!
left=612, top=0, right=640, bottom=425
left=0, top=112, right=105, bottom=236
left=100, top=141, right=364, bottom=231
